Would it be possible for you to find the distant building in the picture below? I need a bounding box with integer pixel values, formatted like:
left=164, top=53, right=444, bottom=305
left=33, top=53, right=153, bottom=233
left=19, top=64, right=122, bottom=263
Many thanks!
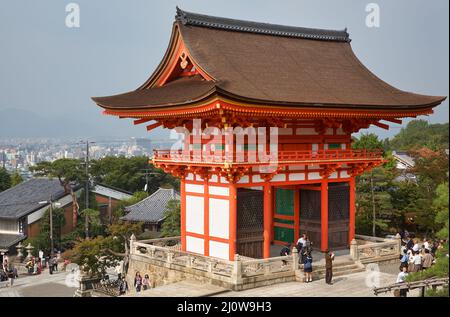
left=91, top=184, right=133, bottom=223
left=0, top=178, right=82, bottom=254
left=121, top=188, right=179, bottom=232
left=0, top=179, right=133, bottom=254
left=392, top=151, right=416, bottom=182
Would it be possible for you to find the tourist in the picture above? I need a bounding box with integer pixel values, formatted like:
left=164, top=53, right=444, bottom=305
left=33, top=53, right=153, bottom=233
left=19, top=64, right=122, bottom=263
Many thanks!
left=421, top=248, right=434, bottom=270
left=142, top=274, right=150, bottom=290
left=118, top=276, right=128, bottom=295
left=422, top=238, right=430, bottom=251
left=51, top=256, right=58, bottom=272
left=303, top=252, right=313, bottom=283
left=25, top=258, right=34, bottom=275
left=399, top=248, right=409, bottom=270
left=412, top=251, right=422, bottom=272
left=396, top=266, right=409, bottom=297
left=405, top=236, right=414, bottom=251
left=325, top=249, right=334, bottom=285
left=134, top=271, right=143, bottom=292
left=280, top=243, right=291, bottom=266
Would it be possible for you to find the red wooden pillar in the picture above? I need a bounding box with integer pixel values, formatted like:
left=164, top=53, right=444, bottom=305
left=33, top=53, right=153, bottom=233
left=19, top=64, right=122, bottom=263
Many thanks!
left=348, top=177, right=356, bottom=244
left=294, top=188, right=300, bottom=243
left=263, top=183, right=273, bottom=258
left=229, top=184, right=237, bottom=261
left=180, top=178, right=186, bottom=251
left=204, top=179, right=210, bottom=256
left=321, top=178, right=329, bottom=252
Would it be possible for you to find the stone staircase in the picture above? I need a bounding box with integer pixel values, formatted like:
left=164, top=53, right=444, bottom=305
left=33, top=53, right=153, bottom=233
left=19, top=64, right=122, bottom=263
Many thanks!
left=313, top=260, right=365, bottom=280
left=296, top=257, right=366, bottom=282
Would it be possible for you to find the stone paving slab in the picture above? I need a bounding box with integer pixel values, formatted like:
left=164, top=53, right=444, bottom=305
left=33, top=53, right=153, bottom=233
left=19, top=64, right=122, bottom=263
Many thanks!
left=124, top=280, right=228, bottom=297
left=214, top=271, right=420, bottom=297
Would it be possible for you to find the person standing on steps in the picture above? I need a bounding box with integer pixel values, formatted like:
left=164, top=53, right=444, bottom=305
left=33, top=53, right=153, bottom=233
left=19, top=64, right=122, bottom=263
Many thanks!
left=303, top=251, right=313, bottom=283
left=325, top=249, right=335, bottom=285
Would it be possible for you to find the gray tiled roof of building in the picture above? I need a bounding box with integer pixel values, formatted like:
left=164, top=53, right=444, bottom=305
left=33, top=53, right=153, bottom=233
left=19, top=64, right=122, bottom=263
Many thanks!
left=0, top=233, right=26, bottom=250
left=0, top=178, right=70, bottom=219
left=121, top=188, right=180, bottom=223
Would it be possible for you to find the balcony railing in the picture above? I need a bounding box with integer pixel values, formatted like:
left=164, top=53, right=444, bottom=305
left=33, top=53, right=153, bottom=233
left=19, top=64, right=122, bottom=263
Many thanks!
left=152, top=149, right=383, bottom=165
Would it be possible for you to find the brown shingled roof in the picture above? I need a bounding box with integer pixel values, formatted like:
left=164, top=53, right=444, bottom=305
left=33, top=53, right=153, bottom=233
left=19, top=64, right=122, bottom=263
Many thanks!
left=92, top=8, right=445, bottom=112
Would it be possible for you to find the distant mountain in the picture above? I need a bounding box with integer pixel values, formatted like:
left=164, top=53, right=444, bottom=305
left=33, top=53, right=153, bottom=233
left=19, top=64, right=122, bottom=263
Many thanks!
left=0, top=108, right=170, bottom=139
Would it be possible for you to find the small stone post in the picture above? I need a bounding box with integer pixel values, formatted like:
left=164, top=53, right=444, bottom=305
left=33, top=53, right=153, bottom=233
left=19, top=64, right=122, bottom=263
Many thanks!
left=292, top=247, right=299, bottom=271
left=350, top=239, right=359, bottom=261
left=231, top=254, right=242, bottom=289
left=25, top=243, right=34, bottom=261
left=16, top=242, right=24, bottom=262
left=129, top=234, right=136, bottom=255
left=395, top=233, right=402, bottom=255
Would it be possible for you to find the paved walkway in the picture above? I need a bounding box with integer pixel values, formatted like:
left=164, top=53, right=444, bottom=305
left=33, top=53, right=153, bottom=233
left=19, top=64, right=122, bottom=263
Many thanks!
left=124, top=280, right=228, bottom=297
left=215, top=271, right=420, bottom=297
left=0, top=270, right=77, bottom=297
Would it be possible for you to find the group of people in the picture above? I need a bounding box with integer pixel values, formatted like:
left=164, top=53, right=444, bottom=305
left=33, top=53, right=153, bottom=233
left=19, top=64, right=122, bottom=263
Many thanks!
left=280, top=234, right=335, bottom=284
left=1, top=256, right=18, bottom=281
left=25, top=251, right=59, bottom=275
left=395, top=234, right=445, bottom=297
left=117, top=271, right=152, bottom=295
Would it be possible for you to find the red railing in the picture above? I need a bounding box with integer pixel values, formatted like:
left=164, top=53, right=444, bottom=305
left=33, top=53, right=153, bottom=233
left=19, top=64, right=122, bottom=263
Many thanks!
left=152, top=149, right=383, bottom=165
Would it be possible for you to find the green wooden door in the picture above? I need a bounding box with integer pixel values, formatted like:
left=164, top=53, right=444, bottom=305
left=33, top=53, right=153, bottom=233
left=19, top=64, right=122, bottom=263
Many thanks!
left=274, top=189, right=294, bottom=244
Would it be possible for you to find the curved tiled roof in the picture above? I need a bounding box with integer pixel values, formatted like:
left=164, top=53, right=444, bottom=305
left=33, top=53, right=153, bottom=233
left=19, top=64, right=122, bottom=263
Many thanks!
left=93, top=8, right=445, bottom=113
left=175, top=7, right=350, bottom=42
left=121, top=188, right=180, bottom=223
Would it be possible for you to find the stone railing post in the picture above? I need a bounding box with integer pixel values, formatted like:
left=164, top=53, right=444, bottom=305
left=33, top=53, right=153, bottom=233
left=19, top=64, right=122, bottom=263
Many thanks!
left=292, top=247, right=299, bottom=271
left=375, top=247, right=381, bottom=257
left=395, top=233, right=402, bottom=254
left=166, top=251, right=173, bottom=264
left=350, top=239, right=359, bottom=261
left=186, top=254, right=192, bottom=268
left=149, top=246, right=155, bottom=258
left=231, top=254, right=242, bottom=286
left=16, top=242, right=24, bottom=262
left=129, top=234, right=136, bottom=255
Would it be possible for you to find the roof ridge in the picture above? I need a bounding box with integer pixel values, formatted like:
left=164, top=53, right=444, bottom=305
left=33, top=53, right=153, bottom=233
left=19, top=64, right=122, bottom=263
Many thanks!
left=176, top=7, right=350, bottom=42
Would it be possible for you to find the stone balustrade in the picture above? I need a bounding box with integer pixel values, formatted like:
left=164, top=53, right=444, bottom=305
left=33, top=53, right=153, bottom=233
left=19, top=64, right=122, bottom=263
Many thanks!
left=129, top=237, right=299, bottom=290
left=350, top=234, right=402, bottom=264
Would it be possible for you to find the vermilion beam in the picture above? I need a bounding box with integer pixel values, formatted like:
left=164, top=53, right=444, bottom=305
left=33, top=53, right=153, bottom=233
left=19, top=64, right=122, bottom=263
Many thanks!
left=134, top=118, right=153, bottom=125
left=146, top=122, right=163, bottom=131
left=348, top=177, right=356, bottom=244
left=372, top=121, right=390, bottom=130
left=321, top=179, right=329, bottom=252
left=383, top=118, right=402, bottom=124
left=263, top=183, right=273, bottom=258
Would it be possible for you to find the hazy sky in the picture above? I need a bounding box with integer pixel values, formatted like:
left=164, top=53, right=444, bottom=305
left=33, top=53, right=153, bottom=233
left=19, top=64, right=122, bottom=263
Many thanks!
left=0, top=0, right=448, bottom=139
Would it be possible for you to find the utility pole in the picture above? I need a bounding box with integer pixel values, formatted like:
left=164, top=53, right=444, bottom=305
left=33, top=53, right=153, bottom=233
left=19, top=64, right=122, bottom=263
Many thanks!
left=49, top=194, right=54, bottom=255
left=79, top=140, right=95, bottom=239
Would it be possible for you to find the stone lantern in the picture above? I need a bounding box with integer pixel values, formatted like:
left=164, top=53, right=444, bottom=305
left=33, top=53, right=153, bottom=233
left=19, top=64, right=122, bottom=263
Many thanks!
left=25, top=243, right=34, bottom=261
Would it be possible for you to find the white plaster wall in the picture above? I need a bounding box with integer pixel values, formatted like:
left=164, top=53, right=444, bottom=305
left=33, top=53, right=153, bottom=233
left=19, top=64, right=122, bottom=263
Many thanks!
left=209, top=186, right=230, bottom=197
left=186, top=195, right=204, bottom=234
left=340, top=170, right=350, bottom=178
left=329, top=172, right=338, bottom=179
left=220, top=177, right=229, bottom=184
left=252, top=175, right=264, bottom=183
left=289, top=173, right=305, bottom=181
left=308, top=172, right=321, bottom=180
left=271, top=174, right=286, bottom=182
left=209, top=198, right=229, bottom=239
left=185, top=183, right=204, bottom=194
left=209, top=241, right=229, bottom=260
left=237, top=175, right=249, bottom=184
left=185, top=173, right=194, bottom=181
left=186, top=236, right=204, bottom=255
left=210, top=175, right=218, bottom=183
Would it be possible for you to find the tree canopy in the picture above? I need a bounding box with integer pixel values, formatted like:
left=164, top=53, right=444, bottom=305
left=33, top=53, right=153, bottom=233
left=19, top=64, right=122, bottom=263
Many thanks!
left=387, top=120, right=449, bottom=151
